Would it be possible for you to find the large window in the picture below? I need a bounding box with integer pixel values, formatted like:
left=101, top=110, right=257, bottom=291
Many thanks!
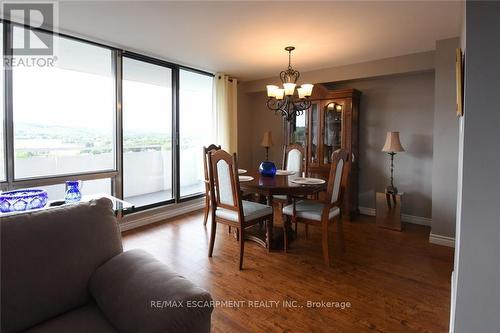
left=122, top=57, right=173, bottom=208
left=179, top=69, right=214, bottom=197
left=12, top=27, right=115, bottom=179
left=1, top=22, right=214, bottom=212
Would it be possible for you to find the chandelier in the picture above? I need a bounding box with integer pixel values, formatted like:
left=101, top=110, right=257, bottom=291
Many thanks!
left=266, top=46, right=314, bottom=121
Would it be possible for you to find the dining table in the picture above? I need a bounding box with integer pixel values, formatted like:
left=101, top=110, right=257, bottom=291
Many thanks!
left=238, top=169, right=328, bottom=251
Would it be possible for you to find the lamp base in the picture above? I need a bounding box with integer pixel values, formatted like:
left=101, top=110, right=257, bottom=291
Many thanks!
left=385, top=185, right=398, bottom=195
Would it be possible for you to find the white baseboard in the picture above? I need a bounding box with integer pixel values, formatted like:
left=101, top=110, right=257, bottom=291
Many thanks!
left=119, top=197, right=205, bottom=232
left=358, top=206, right=431, bottom=226
left=359, top=206, right=376, bottom=216
left=429, top=233, right=455, bottom=247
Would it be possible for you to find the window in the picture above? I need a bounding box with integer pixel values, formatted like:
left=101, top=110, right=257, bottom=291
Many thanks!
left=179, top=69, right=214, bottom=197
left=122, top=57, right=173, bottom=208
left=12, top=27, right=115, bottom=179
left=1, top=22, right=214, bottom=210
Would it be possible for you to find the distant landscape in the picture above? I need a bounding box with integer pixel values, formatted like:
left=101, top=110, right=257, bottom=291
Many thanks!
left=15, top=123, right=173, bottom=158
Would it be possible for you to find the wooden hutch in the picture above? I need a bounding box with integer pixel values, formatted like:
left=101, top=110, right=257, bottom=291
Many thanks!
left=288, top=85, right=361, bottom=219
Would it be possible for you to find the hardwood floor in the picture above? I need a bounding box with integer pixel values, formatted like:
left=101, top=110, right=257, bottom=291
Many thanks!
left=122, top=211, right=454, bottom=333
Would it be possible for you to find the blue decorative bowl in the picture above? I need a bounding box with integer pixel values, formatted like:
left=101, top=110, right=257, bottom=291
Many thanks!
left=259, top=161, right=277, bottom=177
left=0, top=189, right=48, bottom=213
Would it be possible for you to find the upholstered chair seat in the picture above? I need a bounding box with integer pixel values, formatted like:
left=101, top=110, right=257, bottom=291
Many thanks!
left=215, top=200, right=273, bottom=222
left=283, top=200, right=340, bottom=221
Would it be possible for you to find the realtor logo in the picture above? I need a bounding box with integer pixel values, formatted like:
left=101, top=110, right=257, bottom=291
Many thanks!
left=3, top=2, right=56, bottom=55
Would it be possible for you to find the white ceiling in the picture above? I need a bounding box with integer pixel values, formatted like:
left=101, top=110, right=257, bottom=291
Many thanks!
left=56, top=1, right=462, bottom=82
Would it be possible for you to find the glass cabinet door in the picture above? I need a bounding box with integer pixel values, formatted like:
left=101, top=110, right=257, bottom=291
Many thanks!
left=322, top=102, right=342, bottom=164
left=309, top=102, right=320, bottom=165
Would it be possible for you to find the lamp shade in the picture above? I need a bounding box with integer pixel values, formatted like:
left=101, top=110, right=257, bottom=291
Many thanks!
left=266, top=85, right=278, bottom=98
left=283, top=83, right=296, bottom=96
left=301, top=83, right=314, bottom=97
left=261, top=131, right=273, bottom=147
left=382, top=132, right=405, bottom=152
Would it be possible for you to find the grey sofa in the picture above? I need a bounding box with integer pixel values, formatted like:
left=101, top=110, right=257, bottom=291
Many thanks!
left=1, top=198, right=213, bottom=333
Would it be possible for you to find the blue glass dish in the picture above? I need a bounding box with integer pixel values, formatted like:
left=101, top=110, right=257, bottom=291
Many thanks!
left=0, top=189, right=48, bottom=213
left=259, top=161, right=277, bottom=177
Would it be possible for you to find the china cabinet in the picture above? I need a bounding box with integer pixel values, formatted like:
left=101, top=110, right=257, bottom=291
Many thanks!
left=289, top=86, right=361, bottom=219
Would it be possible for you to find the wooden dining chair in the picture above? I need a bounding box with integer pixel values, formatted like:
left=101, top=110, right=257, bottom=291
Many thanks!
left=203, top=144, right=221, bottom=226
left=282, top=149, right=350, bottom=266
left=274, top=143, right=307, bottom=233
left=207, top=149, right=273, bottom=270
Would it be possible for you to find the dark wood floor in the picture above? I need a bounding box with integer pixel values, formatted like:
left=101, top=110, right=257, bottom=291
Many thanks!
left=122, top=211, right=454, bottom=333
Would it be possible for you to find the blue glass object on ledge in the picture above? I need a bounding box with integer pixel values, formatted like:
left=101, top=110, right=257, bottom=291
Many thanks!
left=0, top=189, right=48, bottom=213
left=65, top=181, right=82, bottom=203
left=259, top=161, right=277, bottom=177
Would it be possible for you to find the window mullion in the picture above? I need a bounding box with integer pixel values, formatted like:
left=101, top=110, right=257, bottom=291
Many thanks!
left=112, top=50, right=123, bottom=199
left=4, top=22, right=14, bottom=190
left=172, top=67, right=180, bottom=203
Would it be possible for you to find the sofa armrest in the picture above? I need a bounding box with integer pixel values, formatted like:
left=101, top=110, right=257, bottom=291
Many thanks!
left=89, top=249, right=213, bottom=333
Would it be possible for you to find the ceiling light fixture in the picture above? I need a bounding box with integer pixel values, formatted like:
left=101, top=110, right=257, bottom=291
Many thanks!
left=266, top=46, right=314, bottom=121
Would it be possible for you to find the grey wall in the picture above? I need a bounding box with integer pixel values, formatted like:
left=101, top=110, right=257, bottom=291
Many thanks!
left=238, top=71, right=435, bottom=218
left=237, top=90, right=285, bottom=171
left=432, top=38, right=460, bottom=238
left=453, top=1, right=500, bottom=332
left=327, top=73, right=435, bottom=218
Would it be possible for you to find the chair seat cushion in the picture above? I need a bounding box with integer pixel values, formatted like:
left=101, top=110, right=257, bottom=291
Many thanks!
left=24, top=303, right=117, bottom=333
left=282, top=200, right=340, bottom=221
left=216, top=200, right=272, bottom=222
left=273, top=194, right=288, bottom=202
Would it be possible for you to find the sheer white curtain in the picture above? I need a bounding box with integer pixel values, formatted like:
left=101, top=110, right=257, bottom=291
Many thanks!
left=215, top=73, right=238, bottom=153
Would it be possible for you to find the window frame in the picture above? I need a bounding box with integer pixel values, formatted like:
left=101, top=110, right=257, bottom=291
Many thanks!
left=0, top=20, right=214, bottom=212
left=121, top=52, right=176, bottom=211
left=10, top=26, right=118, bottom=181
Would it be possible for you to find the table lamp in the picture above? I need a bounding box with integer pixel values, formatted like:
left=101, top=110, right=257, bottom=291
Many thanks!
left=259, top=131, right=276, bottom=177
left=382, top=131, right=405, bottom=194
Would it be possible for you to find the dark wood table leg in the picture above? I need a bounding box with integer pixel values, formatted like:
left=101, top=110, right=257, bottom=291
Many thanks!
left=266, top=195, right=274, bottom=252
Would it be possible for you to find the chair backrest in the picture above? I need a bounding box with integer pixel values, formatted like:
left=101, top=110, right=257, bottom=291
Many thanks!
left=326, top=149, right=350, bottom=207
left=203, top=144, right=221, bottom=183
left=207, top=149, right=243, bottom=219
left=282, top=143, right=306, bottom=173
left=203, top=144, right=221, bottom=195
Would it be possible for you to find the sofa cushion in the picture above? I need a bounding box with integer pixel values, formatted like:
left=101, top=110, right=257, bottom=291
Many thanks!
left=90, top=249, right=213, bottom=333
left=24, top=303, right=117, bottom=333
left=1, top=198, right=123, bottom=333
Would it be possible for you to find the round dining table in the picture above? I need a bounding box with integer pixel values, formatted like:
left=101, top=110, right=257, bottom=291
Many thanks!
left=238, top=170, right=328, bottom=251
